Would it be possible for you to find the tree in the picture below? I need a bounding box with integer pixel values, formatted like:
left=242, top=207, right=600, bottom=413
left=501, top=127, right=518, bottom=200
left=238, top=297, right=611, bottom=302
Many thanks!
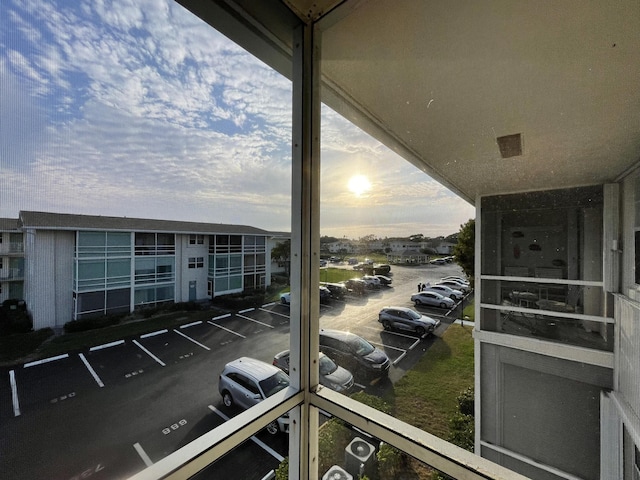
left=271, top=239, right=291, bottom=277
left=453, top=219, right=474, bottom=280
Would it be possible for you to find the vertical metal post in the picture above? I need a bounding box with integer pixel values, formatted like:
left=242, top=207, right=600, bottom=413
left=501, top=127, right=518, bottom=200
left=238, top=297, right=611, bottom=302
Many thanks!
left=290, top=18, right=321, bottom=480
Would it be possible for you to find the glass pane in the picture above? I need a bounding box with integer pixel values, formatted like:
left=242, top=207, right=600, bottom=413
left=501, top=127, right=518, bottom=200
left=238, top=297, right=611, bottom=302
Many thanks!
left=316, top=412, right=461, bottom=480
left=319, top=15, right=477, bottom=473
left=1, top=0, right=291, bottom=478
left=480, top=186, right=604, bottom=281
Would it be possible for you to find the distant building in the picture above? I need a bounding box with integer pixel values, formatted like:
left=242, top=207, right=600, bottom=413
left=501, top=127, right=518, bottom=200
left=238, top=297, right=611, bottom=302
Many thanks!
left=327, top=240, right=356, bottom=254
left=434, top=241, right=456, bottom=254
left=3, top=211, right=276, bottom=330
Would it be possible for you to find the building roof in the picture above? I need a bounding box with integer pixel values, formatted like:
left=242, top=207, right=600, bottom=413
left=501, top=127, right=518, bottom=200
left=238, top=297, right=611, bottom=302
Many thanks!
left=18, top=211, right=273, bottom=236
left=0, top=218, right=21, bottom=231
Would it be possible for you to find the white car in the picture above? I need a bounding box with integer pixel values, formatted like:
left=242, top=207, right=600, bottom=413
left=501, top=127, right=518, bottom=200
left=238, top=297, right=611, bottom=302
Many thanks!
left=437, top=280, right=470, bottom=293
left=441, top=276, right=469, bottom=285
left=280, top=292, right=291, bottom=304
left=411, top=291, right=455, bottom=309
left=218, top=357, right=290, bottom=434
left=361, top=275, right=381, bottom=288
left=424, top=284, right=463, bottom=301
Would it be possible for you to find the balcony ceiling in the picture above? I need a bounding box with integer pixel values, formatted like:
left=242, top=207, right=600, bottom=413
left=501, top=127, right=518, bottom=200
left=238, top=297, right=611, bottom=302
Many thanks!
left=183, top=0, right=640, bottom=204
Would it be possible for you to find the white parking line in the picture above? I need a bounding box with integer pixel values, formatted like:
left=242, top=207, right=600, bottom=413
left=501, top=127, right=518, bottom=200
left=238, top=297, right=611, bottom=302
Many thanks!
left=368, top=340, right=405, bottom=352
left=236, top=314, right=274, bottom=329
left=239, top=308, right=255, bottom=314
left=140, top=329, right=168, bottom=339
left=132, top=340, right=166, bottom=367
left=208, top=405, right=284, bottom=462
left=173, top=329, right=211, bottom=351
left=393, top=352, right=408, bottom=366
left=261, top=302, right=276, bottom=308
left=207, top=321, right=246, bottom=338
left=79, top=353, right=105, bottom=388
left=24, top=353, right=69, bottom=368
left=259, top=307, right=290, bottom=319
left=212, top=313, right=231, bottom=321
left=180, top=321, right=203, bottom=329
left=133, top=442, right=153, bottom=467
left=90, top=340, right=125, bottom=351
left=9, top=370, right=20, bottom=417
left=360, top=325, right=417, bottom=340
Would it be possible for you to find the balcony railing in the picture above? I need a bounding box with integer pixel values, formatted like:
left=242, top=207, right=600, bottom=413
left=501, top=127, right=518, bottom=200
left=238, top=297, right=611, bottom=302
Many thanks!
left=479, top=275, right=614, bottom=351
left=0, top=242, right=24, bottom=255
left=0, top=268, right=24, bottom=281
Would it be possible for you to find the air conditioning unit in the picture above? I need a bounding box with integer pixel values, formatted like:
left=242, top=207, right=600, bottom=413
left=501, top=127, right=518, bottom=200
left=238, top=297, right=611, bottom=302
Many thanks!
left=344, top=436, right=376, bottom=478
left=322, top=465, right=353, bottom=480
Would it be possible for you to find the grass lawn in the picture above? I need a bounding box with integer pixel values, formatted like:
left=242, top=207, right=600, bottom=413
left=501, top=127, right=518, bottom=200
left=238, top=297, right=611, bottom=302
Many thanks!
left=319, top=267, right=365, bottom=284
left=386, top=324, right=474, bottom=440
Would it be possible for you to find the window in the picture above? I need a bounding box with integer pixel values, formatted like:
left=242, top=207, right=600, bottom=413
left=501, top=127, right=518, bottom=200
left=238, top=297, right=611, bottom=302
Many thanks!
left=188, top=256, right=204, bottom=268
left=189, top=234, right=204, bottom=245
left=135, top=233, right=175, bottom=256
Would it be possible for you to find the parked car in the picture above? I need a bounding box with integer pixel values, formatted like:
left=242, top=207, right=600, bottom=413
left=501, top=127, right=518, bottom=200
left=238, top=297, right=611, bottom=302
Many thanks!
left=424, top=284, right=462, bottom=301
left=429, top=258, right=446, bottom=265
left=273, top=350, right=355, bottom=393
left=378, top=306, right=440, bottom=336
left=280, top=286, right=332, bottom=305
left=344, top=278, right=368, bottom=295
left=280, top=292, right=291, bottom=304
left=319, top=329, right=390, bottom=380
left=319, top=259, right=327, bottom=267
left=218, top=357, right=290, bottom=434
left=436, top=279, right=470, bottom=293
left=373, top=264, right=391, bottom=275
left=374, top=274, right=392, bottom=286
left=321, top=282, right=348, bottom=300
left=441, top=275, right=469, bottom=285
left=410, top=291, right=455, bottom=309
left=319, top=285, right=332, bottom=304
left=361, top=275, right=381, bottom=289
left=347, top=257, right=358, bottom=265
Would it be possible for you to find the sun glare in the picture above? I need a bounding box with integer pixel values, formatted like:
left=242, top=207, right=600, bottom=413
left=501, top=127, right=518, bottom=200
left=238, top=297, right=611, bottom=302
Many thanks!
left=347, top=174, right=371, bottom=197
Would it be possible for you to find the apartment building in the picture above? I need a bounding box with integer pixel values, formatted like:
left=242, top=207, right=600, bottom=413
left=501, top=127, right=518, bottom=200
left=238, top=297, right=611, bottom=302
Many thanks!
left=0, top=218, right=25, bottom=304
left=8, top=211, right=274, bottom=330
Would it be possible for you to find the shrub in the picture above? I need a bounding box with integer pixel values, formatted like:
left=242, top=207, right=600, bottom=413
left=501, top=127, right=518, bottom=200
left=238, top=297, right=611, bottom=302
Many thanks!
left=377, top=443, right=404, bottom=480
left=0, top=299, right=32, bottom=335
left=275, top=456, right=288, bottom=480
left=64, top=314, right=123, bottom=333
left=456, top=386, right=474, bottom=416
left=318, top=417, right=352, bottom=475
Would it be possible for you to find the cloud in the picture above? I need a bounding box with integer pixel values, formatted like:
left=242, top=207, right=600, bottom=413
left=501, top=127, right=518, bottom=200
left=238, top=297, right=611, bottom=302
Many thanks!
left=0, top=0, right=473, bottom=238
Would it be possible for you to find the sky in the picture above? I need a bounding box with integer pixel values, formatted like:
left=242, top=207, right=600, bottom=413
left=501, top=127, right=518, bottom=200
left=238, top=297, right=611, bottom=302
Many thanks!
left=0, top=0, right=474, bottom=239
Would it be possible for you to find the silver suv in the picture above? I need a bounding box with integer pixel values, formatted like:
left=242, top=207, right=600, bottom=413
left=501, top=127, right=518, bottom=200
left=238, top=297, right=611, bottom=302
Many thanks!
left=378, top=306, right=440, bottom=336
left=218, top=357, right=290, bottom=434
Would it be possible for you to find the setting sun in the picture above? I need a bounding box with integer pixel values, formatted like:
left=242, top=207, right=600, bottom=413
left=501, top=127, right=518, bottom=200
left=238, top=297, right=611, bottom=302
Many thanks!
left=347, top=174, right=371, bottom=196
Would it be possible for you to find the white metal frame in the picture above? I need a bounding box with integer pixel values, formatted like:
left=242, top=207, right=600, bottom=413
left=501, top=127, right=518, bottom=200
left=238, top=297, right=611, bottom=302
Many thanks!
left=128, top=2, right=533, bottom=478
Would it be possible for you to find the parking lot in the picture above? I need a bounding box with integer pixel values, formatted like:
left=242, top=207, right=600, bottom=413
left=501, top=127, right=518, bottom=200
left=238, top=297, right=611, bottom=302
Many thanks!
left=0, top=263, right=469, bottom=480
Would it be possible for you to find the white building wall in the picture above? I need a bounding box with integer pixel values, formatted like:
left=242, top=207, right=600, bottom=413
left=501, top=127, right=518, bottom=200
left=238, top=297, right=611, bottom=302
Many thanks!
left=24, top=229, right=73, bottom=330
left=174, top=234, right=209, bottom=302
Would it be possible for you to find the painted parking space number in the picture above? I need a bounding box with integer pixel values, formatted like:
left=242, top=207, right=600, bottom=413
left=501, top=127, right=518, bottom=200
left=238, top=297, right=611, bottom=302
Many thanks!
left=51, top=392, right=76, bottom=404
left=67, top=463, right=105, bottom=480
left=162, top=419, right=187, bottom=435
